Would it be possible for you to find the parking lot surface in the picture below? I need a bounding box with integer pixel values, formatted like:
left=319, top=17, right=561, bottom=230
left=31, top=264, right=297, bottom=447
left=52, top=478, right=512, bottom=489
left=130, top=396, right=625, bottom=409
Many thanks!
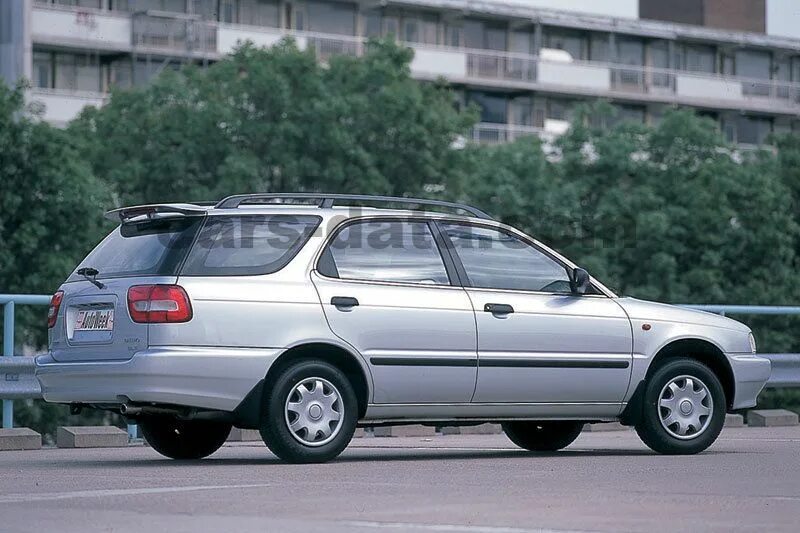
left=1, top=426, right=799, bottom=532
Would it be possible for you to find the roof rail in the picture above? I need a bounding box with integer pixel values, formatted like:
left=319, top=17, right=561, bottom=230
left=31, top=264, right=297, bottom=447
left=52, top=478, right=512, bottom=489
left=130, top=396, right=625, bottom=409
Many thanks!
left=214, top=193, right=493, bottom=220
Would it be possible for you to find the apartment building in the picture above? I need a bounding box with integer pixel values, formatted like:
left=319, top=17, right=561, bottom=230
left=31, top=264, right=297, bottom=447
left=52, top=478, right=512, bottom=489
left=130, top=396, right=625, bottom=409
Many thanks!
left=1, top=0, right=800, bottom=145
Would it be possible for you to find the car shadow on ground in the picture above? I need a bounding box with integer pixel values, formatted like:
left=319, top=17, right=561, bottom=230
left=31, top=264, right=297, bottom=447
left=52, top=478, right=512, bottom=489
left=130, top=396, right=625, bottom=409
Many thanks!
left=30, top=446, right=739, bottom=469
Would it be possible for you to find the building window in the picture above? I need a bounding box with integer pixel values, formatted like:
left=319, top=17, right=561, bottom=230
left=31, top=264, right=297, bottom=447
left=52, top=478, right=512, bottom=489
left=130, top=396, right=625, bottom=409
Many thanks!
left=543, top=27, right=587, bottom=60
left=546, top=98, right=574, bottom=122
left=304, top=1, right=355, bottom=35
left=33, top=52, right=54, bottom=89
left=134, top=0, right=187, bottom=13
left=589, top=33, right=610, bottom=62
left=510, top=29, right=534, bottom=55
left=510, top=96, right=534, bottom=126
left=467, top=91, right=508, bottom=124
left=735, top=49, right=771, bottom=80
left=463, top=19, right=507, bottom=51
left=51, top=0, right=103, bottom=8
left=364, top=9, right=438, bottom=45
left=735, top=115, right=772, bottom=145
left=678, top=43, right=716, bottom=73
left=55, top=53, right=102, bottom=92
left=219, top=0, right=279, bottom=27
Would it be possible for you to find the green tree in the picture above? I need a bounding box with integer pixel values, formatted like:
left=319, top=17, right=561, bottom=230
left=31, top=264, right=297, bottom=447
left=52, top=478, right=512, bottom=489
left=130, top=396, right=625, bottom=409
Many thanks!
left=1, top=82, right=116, bottom=440
left=69, top=39, right=476, bottom=206
left=0, top=81, right=112, bottom=347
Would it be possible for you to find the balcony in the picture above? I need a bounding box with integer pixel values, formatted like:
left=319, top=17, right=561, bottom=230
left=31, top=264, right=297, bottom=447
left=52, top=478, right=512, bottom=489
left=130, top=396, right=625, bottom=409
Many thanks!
left=132, top=11, right=217, bottom=58
left=27, top=88, right=107, bottom=126
left=31, top=4, right=131, bottom=51
left=470, top=123, right=545, bottom=144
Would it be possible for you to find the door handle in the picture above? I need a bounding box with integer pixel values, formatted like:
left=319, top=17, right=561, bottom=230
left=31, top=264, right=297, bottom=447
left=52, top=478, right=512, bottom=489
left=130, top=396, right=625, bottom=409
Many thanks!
left=484, top=303, right=514, bottom=315
left=331, top=296, right=359, bottom=309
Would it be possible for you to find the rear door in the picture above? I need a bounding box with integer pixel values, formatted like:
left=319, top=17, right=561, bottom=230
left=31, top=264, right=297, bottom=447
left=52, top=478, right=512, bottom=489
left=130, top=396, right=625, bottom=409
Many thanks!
left=49, top=217, right=202, bottom=362
left=311, top=218, right=478, bottom=404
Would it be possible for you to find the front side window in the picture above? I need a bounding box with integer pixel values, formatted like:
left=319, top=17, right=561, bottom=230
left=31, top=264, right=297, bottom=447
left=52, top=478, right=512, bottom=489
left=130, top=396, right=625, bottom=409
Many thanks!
left=441, top=223, right=571, bottom=293
left=321, top=220, right=450, bottom=285
left=181, top=215, right=320, bottom=276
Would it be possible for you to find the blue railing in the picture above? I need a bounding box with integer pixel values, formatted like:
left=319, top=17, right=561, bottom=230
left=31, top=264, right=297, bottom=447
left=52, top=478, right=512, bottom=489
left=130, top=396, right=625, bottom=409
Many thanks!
left=1, top=294, right=50, bottom=429
left=2, top=294, right=799, bottom=433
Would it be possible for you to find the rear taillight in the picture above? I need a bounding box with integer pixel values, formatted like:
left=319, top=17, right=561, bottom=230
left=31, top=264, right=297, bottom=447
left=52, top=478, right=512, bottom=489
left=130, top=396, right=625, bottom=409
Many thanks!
left=127, top=285, right=193, bottom=323
left=47, top=291, right=64, bottom=329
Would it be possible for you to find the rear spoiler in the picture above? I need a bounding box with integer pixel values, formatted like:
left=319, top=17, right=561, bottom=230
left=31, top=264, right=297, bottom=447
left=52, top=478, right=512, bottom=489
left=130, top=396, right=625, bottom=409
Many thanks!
left=104, top=203, right=211, bottom=223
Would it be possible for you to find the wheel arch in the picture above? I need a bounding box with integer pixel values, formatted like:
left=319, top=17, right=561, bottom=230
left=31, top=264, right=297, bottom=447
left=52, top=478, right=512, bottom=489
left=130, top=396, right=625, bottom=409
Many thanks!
left=621, top=337, right=735, bottom=426
left=647, top=338, right=735, bottom=410
left=232, top=341, right=371, bottom=429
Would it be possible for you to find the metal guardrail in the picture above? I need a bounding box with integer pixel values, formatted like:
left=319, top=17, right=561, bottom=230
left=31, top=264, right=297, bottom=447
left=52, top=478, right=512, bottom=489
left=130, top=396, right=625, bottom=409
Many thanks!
left=1, top=294, right=50, bottom=429
left=2, top=296, right=800, bottom=426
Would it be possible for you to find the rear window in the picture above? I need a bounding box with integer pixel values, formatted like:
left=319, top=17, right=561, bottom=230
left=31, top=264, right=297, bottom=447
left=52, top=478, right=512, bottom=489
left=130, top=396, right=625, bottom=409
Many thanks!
left=68, top=217, right=203, bottom=281
left=180, top=215, right=321, bottom=276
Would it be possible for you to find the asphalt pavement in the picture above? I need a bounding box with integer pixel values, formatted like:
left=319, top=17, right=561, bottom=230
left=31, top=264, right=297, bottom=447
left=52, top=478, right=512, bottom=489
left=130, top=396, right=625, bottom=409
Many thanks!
left=1, top=426, right=799, bottom=533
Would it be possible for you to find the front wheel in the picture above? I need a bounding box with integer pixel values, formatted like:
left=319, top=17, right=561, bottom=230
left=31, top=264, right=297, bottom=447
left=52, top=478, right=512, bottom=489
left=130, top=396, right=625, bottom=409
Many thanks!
left=139, top=417, right=231, bottom=460
left=502, top=421, right=583, bottom=451
left=635, top=358, right=726, bottom=455
left=259, top=359, right=357, bottom=464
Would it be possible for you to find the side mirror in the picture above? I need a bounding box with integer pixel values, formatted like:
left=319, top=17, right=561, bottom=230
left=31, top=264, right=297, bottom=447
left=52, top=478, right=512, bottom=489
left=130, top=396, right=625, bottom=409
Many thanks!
left=570, top=267, right=591, bottom=295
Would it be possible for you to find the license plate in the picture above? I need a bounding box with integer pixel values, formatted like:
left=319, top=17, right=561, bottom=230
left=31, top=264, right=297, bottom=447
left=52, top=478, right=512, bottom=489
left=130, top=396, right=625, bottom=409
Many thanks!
left=75, top=309, right=114, bottom=331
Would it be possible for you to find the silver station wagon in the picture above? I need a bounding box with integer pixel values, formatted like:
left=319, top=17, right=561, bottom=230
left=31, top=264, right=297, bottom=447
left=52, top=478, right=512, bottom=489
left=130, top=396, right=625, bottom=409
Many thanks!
left=36, top=194, right=770, bottom=463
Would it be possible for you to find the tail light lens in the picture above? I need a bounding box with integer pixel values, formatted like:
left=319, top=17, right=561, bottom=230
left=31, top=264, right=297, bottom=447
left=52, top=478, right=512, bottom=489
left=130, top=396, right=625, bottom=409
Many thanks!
left=127, top=285, right=193, bottom=323
left=47, top=291, right=64, bottom=329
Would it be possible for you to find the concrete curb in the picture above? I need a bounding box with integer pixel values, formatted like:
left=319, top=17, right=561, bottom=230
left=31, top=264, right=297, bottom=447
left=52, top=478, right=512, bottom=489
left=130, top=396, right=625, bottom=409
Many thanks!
left=724, top=414, right=745, bottom=427
left=372, top=425, right=436, bottom=437
left=584, top=422, right=629, bottom=432
left=227, top=428, right=262, bottom=442
left=747, top=409, right=799, bottom=427
left=57, top=426, right=128, bottom=448
left=0, top=428, right=42, bottom=451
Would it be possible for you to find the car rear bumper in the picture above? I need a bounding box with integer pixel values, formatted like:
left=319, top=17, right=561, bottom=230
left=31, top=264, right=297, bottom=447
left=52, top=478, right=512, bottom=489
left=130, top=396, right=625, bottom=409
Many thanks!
left=35, top=346, right=281, bottom=412
left=729, top=354, right=771, bottom=410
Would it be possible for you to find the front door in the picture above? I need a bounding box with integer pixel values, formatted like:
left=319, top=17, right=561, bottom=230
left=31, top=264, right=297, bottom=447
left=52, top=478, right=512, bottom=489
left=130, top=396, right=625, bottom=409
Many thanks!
left=312, top=219, right=478, bottom=404
left=438, top=222, right=633, bottom=405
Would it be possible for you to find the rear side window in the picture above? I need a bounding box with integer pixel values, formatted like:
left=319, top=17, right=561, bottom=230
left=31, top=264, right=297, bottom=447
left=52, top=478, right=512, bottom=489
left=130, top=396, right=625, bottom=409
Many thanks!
left=181, top=215, right=321, bottom=276
left=68, top=218, right=202, bottom=281
left=320, top=220, right=451, bottom=285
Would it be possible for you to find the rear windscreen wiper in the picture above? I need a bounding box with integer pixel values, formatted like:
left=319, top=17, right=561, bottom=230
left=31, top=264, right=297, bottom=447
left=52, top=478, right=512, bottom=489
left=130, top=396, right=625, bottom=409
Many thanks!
left=76, top=267, right=105, bottom=289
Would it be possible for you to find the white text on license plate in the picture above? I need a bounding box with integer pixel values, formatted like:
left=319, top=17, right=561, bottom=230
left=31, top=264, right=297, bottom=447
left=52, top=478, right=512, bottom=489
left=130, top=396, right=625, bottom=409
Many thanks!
left=75, top=309, right=114, bottom=331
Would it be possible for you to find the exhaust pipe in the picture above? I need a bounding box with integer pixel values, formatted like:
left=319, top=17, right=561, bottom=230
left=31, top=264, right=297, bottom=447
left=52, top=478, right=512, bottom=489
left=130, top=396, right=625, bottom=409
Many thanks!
left=119, top=403, right=143, bottom=416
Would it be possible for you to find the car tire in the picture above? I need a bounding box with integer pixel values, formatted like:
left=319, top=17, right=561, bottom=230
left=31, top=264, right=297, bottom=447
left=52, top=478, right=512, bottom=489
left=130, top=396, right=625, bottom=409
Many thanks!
left=635, top=358, right=726, bottom=455
left=259, top=359, right=357, bottom=464
left=502, top=421, right=583, bottom=451
left=139, top=416, right=231, bottom=460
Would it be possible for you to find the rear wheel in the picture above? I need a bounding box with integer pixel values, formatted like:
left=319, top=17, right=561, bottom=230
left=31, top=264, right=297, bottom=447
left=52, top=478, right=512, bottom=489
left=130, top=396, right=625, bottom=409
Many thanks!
left=259, top=359, right=357, bottom=464
left=502, top=421, right=583, bottom=451
left=140, top=417, right=231, bottom=460
left=635, top=358, right=725, bottom=455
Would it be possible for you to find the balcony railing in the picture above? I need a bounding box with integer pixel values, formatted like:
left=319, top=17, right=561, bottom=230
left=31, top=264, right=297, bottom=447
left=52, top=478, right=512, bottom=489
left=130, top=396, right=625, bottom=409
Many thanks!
left=470, top=123, right=544, bottom=144
left=132, top=11, right=216, bottom=56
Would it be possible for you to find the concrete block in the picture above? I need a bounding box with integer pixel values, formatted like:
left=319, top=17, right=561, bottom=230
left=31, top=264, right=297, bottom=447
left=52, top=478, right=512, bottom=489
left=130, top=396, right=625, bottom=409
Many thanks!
left=227, top=428, right=262, bottom=442
left=353, top=427, right=366, bottom=438
left=724, top=414, right=745, bottom=427
left=0, top=428, right=42, bottom=451
left=57, top=426, right=128, bottom=448
left=583, top=422, right=629, bottom=432
left=438, top=426, right=461, bottom=435
left=747, top=409, right=799, bottom=427
left=372, top=425, right=436, bottom=437
left=459, top=423, right=502, bottom=435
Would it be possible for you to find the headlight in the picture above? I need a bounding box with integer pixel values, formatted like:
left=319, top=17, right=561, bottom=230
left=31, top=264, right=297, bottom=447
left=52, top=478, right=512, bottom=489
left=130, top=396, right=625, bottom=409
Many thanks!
left=749, top=332, right=757, bottom=353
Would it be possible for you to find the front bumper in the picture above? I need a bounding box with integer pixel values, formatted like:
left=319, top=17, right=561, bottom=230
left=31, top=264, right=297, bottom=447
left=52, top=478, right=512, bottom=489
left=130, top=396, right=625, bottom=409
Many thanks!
left=35, top=346, right=281, bottom=412
left=729, top=354, right=771, bottom=410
